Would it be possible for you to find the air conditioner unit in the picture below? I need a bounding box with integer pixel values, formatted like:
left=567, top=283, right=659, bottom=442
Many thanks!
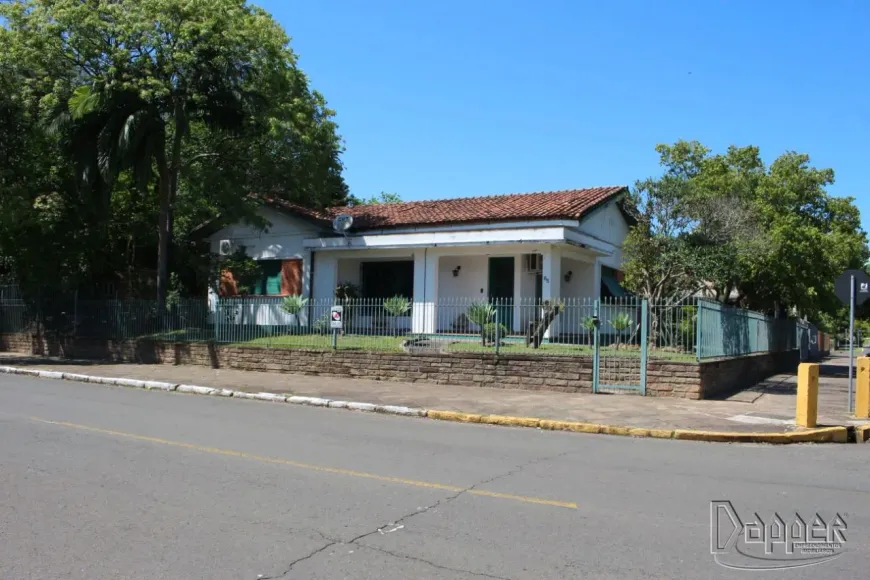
left=524, top=253, right=543, bottom=273
left=218, top=239, right=235, bottom=256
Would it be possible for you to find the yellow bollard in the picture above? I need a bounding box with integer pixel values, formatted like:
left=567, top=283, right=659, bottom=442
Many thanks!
left=796, top=363, right=819, bottom=428
left=856, top=357, right=870, bottom=420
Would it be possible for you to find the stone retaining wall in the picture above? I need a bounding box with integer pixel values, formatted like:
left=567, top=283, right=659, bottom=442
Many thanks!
left=0, top=333, right=800, bottom=400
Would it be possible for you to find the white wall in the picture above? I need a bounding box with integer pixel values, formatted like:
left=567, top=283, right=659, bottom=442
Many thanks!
left=575, top=202, right=628, bottom=270
left=560, top=257, right=596, bottom=299
left=437, top=255, right=489, bottom=300
left=337, top=259, right=361, bottom=287
left=577, top=202, right=628, bottom=247
left=209, top=207, right=322, bottom=260
left=217, top=297, right=302, bottom=326
left=436, top=255, right=489, bottom=332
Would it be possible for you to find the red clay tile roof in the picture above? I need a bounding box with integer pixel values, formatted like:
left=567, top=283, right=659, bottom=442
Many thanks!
left=261, top=186, right=629, bottom=231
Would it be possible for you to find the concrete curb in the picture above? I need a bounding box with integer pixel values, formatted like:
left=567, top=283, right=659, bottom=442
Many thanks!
left=856, top=424, right=870, bottom=443
left=0, top=365, right=851, bottom=444
left=423, top=409, right=850, bottom=444
left=0, top=365, right=425, bottom=421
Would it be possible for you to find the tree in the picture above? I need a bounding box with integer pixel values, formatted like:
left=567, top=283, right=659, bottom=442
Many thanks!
left=1, top=0, right=346, bottom=308
left=623, top=140, right=869, bottom=325
left=349, top=192, right=402, bottom=205
left=622, top=171, right=706, bottom=305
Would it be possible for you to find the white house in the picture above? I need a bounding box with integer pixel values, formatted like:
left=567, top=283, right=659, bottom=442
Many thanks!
left=206, top=187, right=633, bottom=337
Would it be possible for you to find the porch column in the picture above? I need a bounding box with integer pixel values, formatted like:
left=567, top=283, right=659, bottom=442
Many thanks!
left=312, top=252, right=337, bottom=301
left=513, top=253, right=524, bottom=333
left=412, top=249, right=438, bottom=334
left=542, top=246, right=562, bottom=338
left=207, top=285, right=218, bottom=325
left=300, top=249, right=313, bottom=325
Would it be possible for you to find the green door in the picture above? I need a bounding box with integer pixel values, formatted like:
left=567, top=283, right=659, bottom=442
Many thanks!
left=488, top=257, right=514, bottom=331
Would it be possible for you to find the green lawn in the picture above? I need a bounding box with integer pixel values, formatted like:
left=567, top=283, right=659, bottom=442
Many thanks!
left=228, top=332, right=696, bottom=361
left=447, top=341, right=697, bottom=361
left=238, top=333, right=406, bottom=352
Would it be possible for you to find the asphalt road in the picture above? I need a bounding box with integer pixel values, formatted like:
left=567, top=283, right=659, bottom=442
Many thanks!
left=1, top=376, right=868, bottom=580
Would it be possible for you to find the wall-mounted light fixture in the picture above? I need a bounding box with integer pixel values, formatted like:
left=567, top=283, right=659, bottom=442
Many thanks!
left=564, top=270, right=573, bottom=283
left=452, top=265, right=461, bottom=277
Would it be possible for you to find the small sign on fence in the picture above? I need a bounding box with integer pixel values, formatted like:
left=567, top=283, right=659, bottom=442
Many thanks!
left=330, top=305, right=344, bottom=330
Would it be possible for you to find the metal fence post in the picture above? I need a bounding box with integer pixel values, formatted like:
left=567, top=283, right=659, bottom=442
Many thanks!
left=640, top=298, right=649, bottom=396
left=695, top=299, right=703, bottom=361
left=592, top=299, right=600, bottom=393
left=495, top=306, right=501, bottom=356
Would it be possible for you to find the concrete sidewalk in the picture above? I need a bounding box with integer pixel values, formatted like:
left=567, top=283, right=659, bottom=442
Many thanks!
left=0, top=352, right=858, bottom=433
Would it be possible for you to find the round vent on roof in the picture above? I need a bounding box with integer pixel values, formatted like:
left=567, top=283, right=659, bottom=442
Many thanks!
left=332, top=214, right=353, bottom=234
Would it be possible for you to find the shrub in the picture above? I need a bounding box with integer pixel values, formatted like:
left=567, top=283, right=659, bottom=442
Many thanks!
left=483, top=322, right=509, bottom=343
left=610, top=313, right=633, bottom=332
left=280, top=294, right=308, bottom=315
left=609, top=313, right=634, bottom=349
left=466, top=301, right=496, bottom=346
left=312, top=313, right=330, bottom=333
left=465, top=301, right=495, bottom=327
left=383, top=295, right=411, bottom=317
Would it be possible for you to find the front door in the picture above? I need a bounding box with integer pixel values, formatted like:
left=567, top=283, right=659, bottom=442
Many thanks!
left=488, top=257, right=514, bottom=330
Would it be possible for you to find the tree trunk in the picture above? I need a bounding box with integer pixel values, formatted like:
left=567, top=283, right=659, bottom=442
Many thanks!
left=155, top=106, right=186, bottom=314
left=155, top=166, right=171, bottom=316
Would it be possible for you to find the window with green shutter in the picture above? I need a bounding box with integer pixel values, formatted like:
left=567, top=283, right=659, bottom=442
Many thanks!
left=254, top=260, right=283, bottom=295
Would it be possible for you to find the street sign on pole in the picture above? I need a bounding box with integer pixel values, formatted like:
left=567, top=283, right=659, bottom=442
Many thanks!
left=835, top=270, right=870, bottom=306
left=849, top=276, right=855, bottom=412
left=835, top=269, right=870, bottom=413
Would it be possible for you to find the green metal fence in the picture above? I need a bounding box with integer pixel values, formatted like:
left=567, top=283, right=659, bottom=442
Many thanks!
left=0, top=299, right=30, bottom=333
left=695, top=299, right=799, bottom=360
left=0, top=294, right=806, bottom=363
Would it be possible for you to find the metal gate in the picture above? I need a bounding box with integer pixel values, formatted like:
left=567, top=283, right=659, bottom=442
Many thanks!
left=592, top=297, right=649, bottom=395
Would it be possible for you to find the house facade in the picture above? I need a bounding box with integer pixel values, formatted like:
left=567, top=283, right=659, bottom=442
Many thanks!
left=207, top=187, right=632, bottom=337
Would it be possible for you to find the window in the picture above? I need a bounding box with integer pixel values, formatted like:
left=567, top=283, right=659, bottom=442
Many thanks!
left=253, top=260, right=283, bottom=296
left=600, top=266, right=628, bottom=298
left=220, top=259, right=302, bottom=297
left=361, top=261, right=414, bottom=299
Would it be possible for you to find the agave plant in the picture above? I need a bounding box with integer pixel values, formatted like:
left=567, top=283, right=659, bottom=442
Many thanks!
left=383, top=295, right=411, bottom=316
left=466, top=301, right=496, bottom=346
left=383, top=295, right=411, bottom=332
left=280, top=294, right=309, bottom=328
left=609, top=313, right=633, bottom=349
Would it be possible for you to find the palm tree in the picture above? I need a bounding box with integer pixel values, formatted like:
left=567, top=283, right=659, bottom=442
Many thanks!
left=466, top=301, right=496, bottom=346
left=56, top=73, right=256, bottom=313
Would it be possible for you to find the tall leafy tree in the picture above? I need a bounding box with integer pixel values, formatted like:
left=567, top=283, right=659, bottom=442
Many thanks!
left=624, top=141, right=868, bottom=324
left=1, top=0, right=346, bottom=308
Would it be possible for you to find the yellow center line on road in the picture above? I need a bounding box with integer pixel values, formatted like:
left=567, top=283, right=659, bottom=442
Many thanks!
left=28, top=416, right=577, bottom=510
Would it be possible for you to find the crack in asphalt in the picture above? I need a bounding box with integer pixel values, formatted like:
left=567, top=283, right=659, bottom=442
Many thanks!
left=360, top=544, right=513, bottom=580
left=258, top=450, right=576, bottom=579
left=257, top=540, right=339, bottom=580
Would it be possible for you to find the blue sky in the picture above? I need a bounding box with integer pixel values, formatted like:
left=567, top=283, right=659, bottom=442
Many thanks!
left=261, top=0, right=868, bottom=231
